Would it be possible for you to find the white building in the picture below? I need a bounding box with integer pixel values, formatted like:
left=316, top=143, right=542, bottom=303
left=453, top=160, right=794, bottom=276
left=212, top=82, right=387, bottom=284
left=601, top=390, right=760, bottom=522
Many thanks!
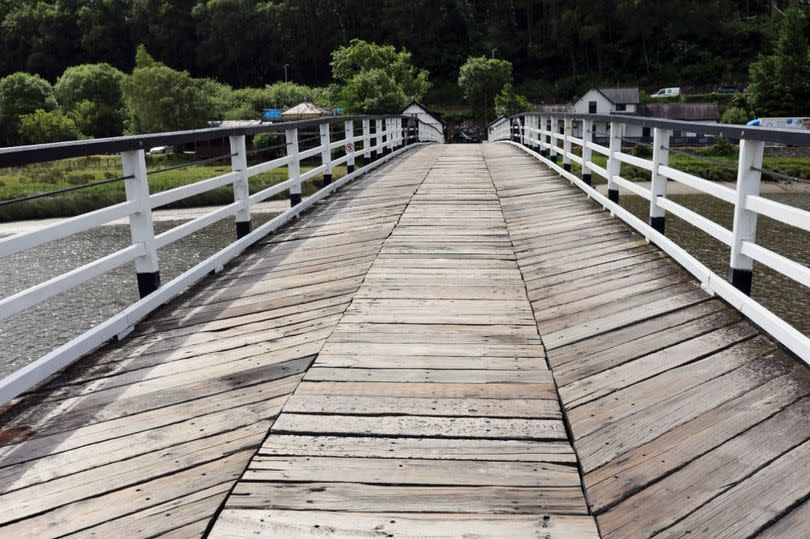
left=572, top=88, right=640, bottom=138
left=402, top=101, right=446, bottom=141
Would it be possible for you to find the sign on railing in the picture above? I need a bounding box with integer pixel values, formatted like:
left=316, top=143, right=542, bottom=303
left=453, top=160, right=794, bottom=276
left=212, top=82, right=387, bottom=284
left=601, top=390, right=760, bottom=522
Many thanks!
left=490, top=111, right=810, bottom=363
left=0, top=114, right=440, bottom=406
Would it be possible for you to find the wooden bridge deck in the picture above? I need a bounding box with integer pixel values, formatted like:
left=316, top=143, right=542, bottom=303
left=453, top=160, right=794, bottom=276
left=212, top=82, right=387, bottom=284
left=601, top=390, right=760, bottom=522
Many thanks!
left=1, top=144, right=809, bottom=538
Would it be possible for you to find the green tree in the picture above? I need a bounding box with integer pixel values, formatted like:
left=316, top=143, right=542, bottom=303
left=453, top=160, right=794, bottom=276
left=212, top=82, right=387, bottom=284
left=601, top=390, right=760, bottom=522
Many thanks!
left=265, top=82, right=317, bottom=108
left=0, top=72, right=58, bottom=145
left=122, top=47, right=210, bottom=133
left=54, top=63, right=126, bottom=137
left=748, top=3, right=810, bottom=116
left=338, top=68, right=407, bottom=114
left=18, top=109, right=80, bottom=143
left=720, top=106, right=749, bottom=125
left=331, top=39, right=430, bottom=101
left=457, top=56, right=512, bottom=120
left=494, top=83, right=531, bottom=117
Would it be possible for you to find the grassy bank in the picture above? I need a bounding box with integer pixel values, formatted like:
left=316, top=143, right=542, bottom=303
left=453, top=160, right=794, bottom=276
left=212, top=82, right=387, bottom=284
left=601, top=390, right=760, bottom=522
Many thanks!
left=0, top=154, right=346, bottom=222
left=572, top=153, right=810, bottom=185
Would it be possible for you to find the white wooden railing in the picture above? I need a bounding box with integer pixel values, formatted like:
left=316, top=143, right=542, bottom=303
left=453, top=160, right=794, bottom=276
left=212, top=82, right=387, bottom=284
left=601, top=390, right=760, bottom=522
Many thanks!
left=0, top=114, right=440, bottom=405
left=489, top=112, right=810, bottom=363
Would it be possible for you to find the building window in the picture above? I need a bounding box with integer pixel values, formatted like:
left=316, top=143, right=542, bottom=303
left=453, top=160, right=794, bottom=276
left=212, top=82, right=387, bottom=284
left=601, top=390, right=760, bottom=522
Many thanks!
left=642, top=127, right=651, bottom=138
left=616, top=103, right=626, bottom=112
left=588, top=101, right=597, bottom=114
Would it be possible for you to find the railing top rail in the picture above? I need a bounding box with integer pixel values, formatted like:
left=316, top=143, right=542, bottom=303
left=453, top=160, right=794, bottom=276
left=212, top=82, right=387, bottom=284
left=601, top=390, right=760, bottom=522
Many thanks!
left=0, top=114, right=413, bottom=167
left=504, top=112, right=810, bottom=146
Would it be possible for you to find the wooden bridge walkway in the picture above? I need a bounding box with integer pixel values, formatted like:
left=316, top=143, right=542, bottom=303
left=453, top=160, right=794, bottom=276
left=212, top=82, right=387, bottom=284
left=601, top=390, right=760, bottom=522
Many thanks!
left=1, top=144, right=809, bottom=538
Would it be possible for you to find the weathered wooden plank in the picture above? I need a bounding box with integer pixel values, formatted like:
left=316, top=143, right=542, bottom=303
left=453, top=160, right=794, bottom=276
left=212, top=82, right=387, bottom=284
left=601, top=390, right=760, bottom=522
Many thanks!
left=304, top=368, right=552, bottom=384
left=598, top=397, right=810, bottom=538
left=224, top=483, right=589, bottom=514
left=271, top=414, right=567, bottom=440
left=653, top=438, right=810, bottom=539
left=585, top=371, right=810, bottom=512
left=296, top=381, right=556, bottom=399
left=209, top=510, right=599, bottom=538
left=282, top=394, right=559, bottom=418
left=259, top=435, right=577, bottom=462
left=244, top=456, right=581, bottom=487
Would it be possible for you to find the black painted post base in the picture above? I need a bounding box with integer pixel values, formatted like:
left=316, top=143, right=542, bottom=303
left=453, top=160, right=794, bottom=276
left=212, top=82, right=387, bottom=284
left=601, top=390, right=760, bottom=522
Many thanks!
left=650, top=216, right=665, bottom=234
left=323, top=173, right=332, bottom=186
left=347, top=164, right=355, bottom=173
left=541, top=150, right=549, bottom=158
left=563, top=163, right=571, bottom=172
left=582, top=173, right=592, bottom=186
left=729, top=267, right=753, bottom=296
left=236, top=220, right=252, bottom=239
left=136, top=271, right=161, bottom=299
left=290, top=192, right=302, bottom=207
left=550, top=154, right=558, bottom=164
left=608, top=189, right=619, bottom=203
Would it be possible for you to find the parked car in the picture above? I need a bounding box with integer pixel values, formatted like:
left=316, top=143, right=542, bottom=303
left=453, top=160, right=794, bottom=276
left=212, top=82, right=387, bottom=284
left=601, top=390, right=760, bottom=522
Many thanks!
left=148, top=146, right=174, bottom=155
left=651, top=87, right=681, bottom=98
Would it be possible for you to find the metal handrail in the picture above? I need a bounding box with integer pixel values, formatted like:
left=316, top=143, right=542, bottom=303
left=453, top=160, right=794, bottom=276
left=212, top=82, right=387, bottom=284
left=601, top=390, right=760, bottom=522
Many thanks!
left=490, top=112, right=810, bottom=364
left=0, top=115, right=437, bottom=405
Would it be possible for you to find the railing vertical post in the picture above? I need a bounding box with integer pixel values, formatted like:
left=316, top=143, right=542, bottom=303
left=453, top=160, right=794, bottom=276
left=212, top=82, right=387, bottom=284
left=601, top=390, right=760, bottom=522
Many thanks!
left=581, top=118, right=593, bottom=186
left=729, top=138, right=765, bottom=295
left=649, top=127, right=672, bottom=234
left=344, top=120, right=355, bottom=173
left=532, top=116, right=539, bottom=151
left=286, top=127, right=301, bottom=206
left=543, top=116, right=551, bottom=157
left=606, top=121, right=621, bottom=203
left=375, top=119, right=383, bottom=160
left=362, top=119, right=371, bottom=164
left=563, top=118, right=572, bottom=172
left=229, top=135, right=251, bottom=239
left=549, top=117, right=559, bottom=164
left=121, top=149, right=160, bottom=298
left=319, top=121, right=332, bottom=185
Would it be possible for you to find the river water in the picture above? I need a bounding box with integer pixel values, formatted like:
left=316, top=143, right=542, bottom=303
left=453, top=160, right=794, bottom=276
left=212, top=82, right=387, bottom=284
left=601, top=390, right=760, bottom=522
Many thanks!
left=1, top=193, right=810, bottom=381
left=620, top=192, right=810, bottom=335
left=0, top=213, right=279, bottom=379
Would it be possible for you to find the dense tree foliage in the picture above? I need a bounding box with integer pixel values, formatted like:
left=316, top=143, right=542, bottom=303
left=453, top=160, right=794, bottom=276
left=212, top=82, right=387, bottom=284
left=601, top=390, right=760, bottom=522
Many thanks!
left=0, top=72, right=58, bottom=144
left=121, top=48, right=210, bottom=133
left=18, top=109, right=80, bottom=144
left=458, top=57, right=513, bottom=118
left=0, top=0, right=783, bottom=95
left=332, top=40, right=429, bottom=113
left=747, top=3, right=810, bottom=116
left=55, top=63, right=126, bottom=138
left=495, top=83, right=532, bottom=117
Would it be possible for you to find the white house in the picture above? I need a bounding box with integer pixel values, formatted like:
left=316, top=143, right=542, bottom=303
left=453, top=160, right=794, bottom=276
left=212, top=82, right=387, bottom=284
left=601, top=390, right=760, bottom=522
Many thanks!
left=402, top=101, right=446, bottom=141
left=572, top=88, right=640, bottom=137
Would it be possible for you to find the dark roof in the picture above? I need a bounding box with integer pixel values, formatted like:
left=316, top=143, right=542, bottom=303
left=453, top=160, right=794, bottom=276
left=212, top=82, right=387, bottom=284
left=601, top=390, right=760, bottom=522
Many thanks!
left=401, top=101, right=447, bottom=126
left=598, top=87, right=640, bottom=104
left=640, top=102, right=720, bottom=121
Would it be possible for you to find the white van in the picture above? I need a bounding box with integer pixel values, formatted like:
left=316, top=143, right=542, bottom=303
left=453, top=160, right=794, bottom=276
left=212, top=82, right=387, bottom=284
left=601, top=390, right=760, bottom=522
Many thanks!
left=651, top=87, right=681, bottom=98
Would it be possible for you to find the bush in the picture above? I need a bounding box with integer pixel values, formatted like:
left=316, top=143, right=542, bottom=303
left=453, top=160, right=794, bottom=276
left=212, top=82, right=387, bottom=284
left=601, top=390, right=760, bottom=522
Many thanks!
left=18, top=109, right=81, bottom=144
left=697, top=134, right=736, bottom=157
left=494, top=83, right=531, bottom=117
left=54, top=63, right=126, bottom=137
left=720, top=106, right=749, bottom=125
left=0, top=72, right=58, bottom=145
left=630, top=143, right=653, bottom=158
left=122, top=47, right=210, bottom=133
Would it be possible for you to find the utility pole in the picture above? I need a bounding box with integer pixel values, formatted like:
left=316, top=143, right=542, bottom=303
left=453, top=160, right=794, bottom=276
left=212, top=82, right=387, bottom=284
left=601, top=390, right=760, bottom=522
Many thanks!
left=491, top=48, right=497, bottom=59
left=284, top=64, right=289, bottom=82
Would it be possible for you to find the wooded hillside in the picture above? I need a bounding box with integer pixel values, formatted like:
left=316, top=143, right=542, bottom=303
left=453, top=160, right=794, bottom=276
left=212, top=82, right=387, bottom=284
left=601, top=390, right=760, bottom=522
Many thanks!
left=0, top=0, right=781, bottom=99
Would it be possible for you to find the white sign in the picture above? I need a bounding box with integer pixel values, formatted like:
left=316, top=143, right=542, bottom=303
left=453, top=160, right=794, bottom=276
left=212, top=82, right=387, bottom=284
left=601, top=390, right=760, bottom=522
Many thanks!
left=345, top=142, right=355, bottom=152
